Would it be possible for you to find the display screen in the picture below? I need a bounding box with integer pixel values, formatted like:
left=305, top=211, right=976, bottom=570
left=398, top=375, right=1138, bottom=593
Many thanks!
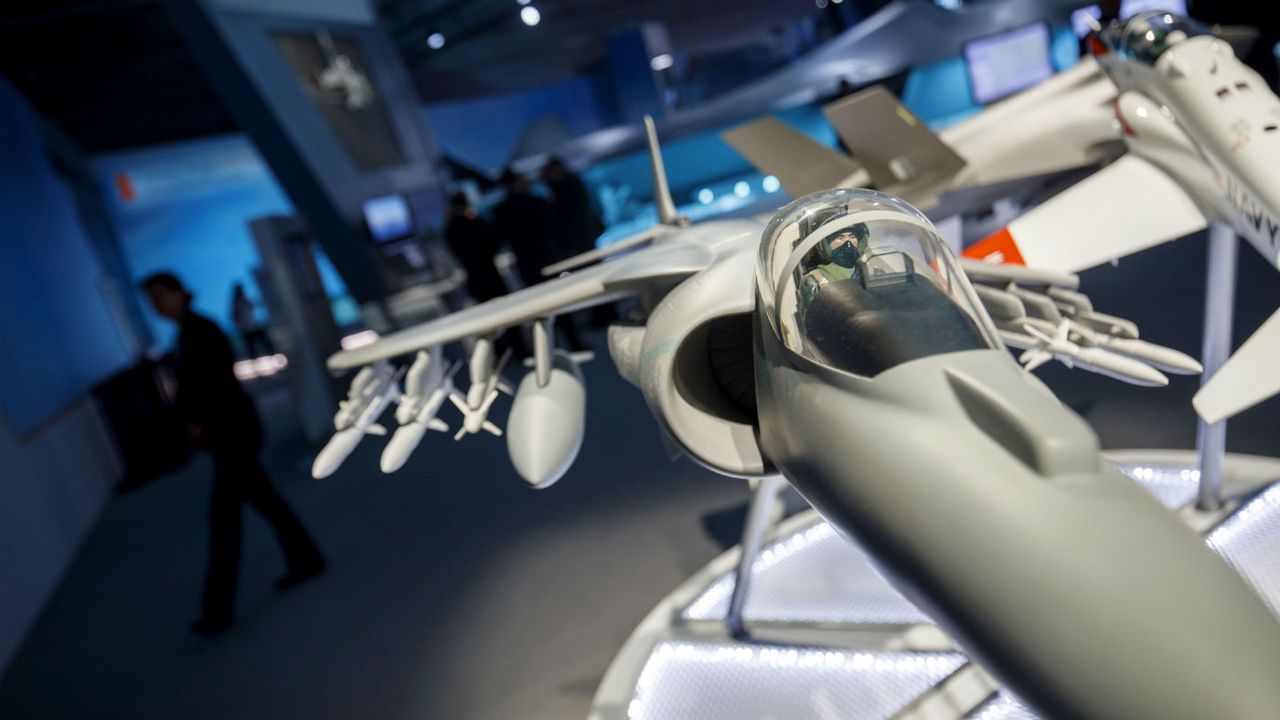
left=964, top=23, right=1054, bottom=105
left=362, top=194, right=414, bottom=244
left=1071, top=0, right=1189, bottom=37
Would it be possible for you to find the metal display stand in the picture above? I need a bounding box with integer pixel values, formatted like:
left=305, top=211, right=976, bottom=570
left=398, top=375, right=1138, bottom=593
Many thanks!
left=590, top=452, right=1280, bottom=720
left=726, top=475, right=782, bottom=638
left=1196, top=223, right=1239, bottom=511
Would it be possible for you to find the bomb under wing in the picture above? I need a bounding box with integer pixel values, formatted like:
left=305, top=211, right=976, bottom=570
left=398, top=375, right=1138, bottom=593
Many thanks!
left=313, top=363, right=401, bottom=479
left=380, top=348, right=456, bottom=474
left=507, top=349, right=586, bottom=489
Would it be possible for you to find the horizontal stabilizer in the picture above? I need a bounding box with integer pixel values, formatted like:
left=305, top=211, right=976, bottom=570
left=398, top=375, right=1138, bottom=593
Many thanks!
left=1194, top=308, right=1280, bottom=424
left=722, top=116, right=863, bottom=198
left=428, top=418, right=449, bottom=433
left=823, top=85, right=967, bottom=190
left=368, top=424, right=387, bottom=436
left=482, top=421, right=503, bottom=437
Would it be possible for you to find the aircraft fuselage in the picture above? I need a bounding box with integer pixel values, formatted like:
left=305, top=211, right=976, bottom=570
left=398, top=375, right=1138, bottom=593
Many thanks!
left=1104, top=35, right=1280, bottom=267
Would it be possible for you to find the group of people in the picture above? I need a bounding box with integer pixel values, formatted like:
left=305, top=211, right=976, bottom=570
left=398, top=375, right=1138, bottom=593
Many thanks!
left=445, top=158, right=603, bottom=352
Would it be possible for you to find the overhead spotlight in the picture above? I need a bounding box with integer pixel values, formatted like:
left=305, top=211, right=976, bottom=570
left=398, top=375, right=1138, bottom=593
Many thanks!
left=427, top=32, right=445, bottom=49
left=697, top=188, right=714, bottom=205
left=650, top=54, right=674, bottom=72
left=832, top=0, right=843, bottom=4
left=521, top=6, right=540, bottom=26
left=517, top=0, right=531, bottom=4
left=815, top=0, right=828, bottom=7
left=762, top=175, right=781, bottom=193
left=733, top=181, right=750, bottom=198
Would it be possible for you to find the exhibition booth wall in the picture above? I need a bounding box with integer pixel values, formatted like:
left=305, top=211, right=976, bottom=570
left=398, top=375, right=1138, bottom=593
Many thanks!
left=0, top=78, right=129, bottom=675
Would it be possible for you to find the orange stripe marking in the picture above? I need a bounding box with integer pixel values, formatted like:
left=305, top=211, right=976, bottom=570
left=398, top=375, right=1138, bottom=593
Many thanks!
left=962, top=227, right=1025, bottom=265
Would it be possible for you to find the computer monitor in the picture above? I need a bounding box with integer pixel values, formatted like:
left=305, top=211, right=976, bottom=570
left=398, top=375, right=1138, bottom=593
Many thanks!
left=1071, top=0, right=1189, bottom=37
left=362, top=194, right=414, bottom=244
left=964, top=23, right=1054, bottom=105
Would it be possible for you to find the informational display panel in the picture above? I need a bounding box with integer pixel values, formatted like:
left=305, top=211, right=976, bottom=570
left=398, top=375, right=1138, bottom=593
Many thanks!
left=964, top=23, right=1054, bottom=105
left=361, top=194, right=413, bottom=244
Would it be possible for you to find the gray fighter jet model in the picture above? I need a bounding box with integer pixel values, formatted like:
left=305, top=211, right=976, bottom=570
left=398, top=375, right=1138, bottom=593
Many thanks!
left=324, top=118, right=1280, bottom=719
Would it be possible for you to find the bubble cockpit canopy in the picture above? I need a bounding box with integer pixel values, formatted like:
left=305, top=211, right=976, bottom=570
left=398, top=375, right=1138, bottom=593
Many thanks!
left=757, top=188, right=999, bottom=378
left=1118, top=11, right=1206, bottom=65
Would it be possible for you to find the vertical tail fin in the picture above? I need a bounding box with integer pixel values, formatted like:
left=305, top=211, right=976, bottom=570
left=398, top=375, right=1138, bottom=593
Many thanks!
left=644, top=115, right=685, bottom=227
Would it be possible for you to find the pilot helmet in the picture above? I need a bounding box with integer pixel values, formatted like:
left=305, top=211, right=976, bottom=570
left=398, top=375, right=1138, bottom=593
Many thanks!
left=818, top=223, right=869, bottom=268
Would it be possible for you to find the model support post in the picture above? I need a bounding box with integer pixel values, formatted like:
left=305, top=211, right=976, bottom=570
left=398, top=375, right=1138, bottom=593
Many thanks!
left=726, top=475, right=782, bottom=639
left=1196, top=223, right=1238, bottom=511
left=533, top=317, right=553, bottom=388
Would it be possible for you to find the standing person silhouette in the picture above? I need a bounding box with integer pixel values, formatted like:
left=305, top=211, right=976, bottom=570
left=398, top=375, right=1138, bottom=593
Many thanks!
left=230, top=282, right=274, bottom=358
left=142, top=272, right=325, bottom=636
left=492, top=167, right=559, bottom=290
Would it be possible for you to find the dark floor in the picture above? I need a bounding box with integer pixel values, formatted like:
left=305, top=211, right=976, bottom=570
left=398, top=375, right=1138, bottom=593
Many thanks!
left=0, top=349, right=750, bottom=720
left=1, top=232, right=1278, bottom=720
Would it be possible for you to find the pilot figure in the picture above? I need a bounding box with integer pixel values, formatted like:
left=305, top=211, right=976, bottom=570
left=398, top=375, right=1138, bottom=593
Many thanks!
left=799, top=223, right=870, bottom=308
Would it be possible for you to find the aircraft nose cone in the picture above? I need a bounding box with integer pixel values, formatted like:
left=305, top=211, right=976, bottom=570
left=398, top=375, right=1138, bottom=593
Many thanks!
left=507, top=357, right=586, bottom=488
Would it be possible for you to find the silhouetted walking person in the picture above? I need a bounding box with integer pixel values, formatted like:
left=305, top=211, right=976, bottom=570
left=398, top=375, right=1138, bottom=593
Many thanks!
left=142, top=272, right=325, bottom=636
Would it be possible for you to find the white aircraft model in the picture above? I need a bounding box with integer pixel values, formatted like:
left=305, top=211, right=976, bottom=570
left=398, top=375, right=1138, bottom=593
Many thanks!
left=953, top=11, right=1280, bottom=426
left=324, top=116, right=1280, bottom=719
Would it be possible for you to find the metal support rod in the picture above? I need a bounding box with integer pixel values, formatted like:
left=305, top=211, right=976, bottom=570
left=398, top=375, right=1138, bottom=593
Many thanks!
left=1196, top=223, right=1238, bottom=511
left=727, top=475, right=782, bottom=639
left=533, top=317, right=553, bottom=388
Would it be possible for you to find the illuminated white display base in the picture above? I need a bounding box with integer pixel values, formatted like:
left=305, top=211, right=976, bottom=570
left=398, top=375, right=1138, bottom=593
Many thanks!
left=588, top=452, right=1280, bottom=720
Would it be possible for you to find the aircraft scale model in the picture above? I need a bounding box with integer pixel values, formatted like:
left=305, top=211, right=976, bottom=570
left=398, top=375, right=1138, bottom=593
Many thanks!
left=320, top=116, right=1280, bottom=719
left=958, top=11, right=1280, bottom=429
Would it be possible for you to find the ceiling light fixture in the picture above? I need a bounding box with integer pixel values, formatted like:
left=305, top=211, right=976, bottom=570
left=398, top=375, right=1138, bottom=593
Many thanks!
left=521, top=6, right=540, bottom=26
left=427, top=32, right=445, bottom=49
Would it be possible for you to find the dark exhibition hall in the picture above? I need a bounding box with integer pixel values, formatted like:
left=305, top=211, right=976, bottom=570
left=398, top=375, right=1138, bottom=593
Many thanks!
left=2, top=1, right=1280, bottom=718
